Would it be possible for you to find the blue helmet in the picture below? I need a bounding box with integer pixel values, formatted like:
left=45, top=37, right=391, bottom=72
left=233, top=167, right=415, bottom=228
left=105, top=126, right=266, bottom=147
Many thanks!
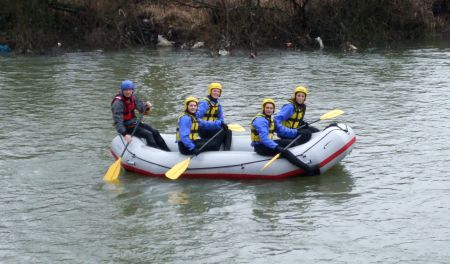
left=120, top=80, right=135, bottom=90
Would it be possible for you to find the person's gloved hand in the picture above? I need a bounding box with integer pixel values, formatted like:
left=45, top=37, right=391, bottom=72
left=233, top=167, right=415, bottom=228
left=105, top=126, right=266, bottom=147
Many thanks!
left=297, top=128, right=312, bottom=141
left=193, top=148, right=201, bottom=156
left=275, top=145, right=284, bottom=153
left=221, top=122, right=229, bottom=131
left=300, top=121, right=309, bottom=128
left=297, top=126, right=309, bottom=136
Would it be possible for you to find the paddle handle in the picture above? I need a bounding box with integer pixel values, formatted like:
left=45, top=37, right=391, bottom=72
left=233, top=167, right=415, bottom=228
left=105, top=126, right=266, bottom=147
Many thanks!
left=118, top=107, right=147, bottom=158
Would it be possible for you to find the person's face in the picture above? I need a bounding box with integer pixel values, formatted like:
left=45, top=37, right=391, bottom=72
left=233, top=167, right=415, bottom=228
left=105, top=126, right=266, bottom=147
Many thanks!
left=295, top=92, right=306, bottom=104
left=187, top=101, right=198, bottom=114
left=210, top=88, right=221, bottom=99
left=122, top=89, right=133, bottom=98
left=263, top=103, right=274, bottom=116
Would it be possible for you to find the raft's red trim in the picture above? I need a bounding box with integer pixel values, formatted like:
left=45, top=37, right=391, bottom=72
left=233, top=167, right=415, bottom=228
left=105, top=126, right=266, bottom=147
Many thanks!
left=111, top=136, right=356, bottom=180
left=320, top=136, right=356, bottom=167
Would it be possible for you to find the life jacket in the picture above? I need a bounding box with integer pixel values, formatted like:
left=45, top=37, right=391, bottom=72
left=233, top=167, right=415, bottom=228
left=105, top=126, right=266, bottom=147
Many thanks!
left=111, top=94, right=136, bottom=126
left=251, top=113, right=275, bottom=143
left=176, top=113, right=199, bottom=141
left=200, top=97, right=220, bottom=121
left=281, top=100, right=305, bottom=129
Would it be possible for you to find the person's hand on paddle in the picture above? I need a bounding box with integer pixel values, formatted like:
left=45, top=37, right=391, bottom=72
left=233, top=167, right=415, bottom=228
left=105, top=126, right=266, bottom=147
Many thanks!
left=297, top=127, right=312, bottom=140
left=146, top=101, right=153, bottom=110
left=144, top=101, right=152, bottom=115
left=221, top=122, right=229, bottom=131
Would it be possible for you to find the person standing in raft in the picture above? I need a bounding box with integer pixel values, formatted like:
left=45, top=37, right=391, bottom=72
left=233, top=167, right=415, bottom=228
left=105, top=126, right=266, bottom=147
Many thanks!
left=251, top=98, right=320, bottom=176
left=177, top=96, right=228, bottom=155
left=196, top=82, right=232, bottom=150
left=111, top=80, right=170, bottom=151
left=274, top=86, right=319, bottom=145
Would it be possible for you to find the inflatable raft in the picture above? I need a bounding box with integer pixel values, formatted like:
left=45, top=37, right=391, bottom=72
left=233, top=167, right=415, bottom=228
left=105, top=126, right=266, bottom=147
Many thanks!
left=110, top=123, right=356, bottom=180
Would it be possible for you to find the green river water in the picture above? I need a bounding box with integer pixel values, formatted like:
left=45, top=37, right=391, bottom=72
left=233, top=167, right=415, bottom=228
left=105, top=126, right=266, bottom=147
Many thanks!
left=1, top=43, right=449, bottom=263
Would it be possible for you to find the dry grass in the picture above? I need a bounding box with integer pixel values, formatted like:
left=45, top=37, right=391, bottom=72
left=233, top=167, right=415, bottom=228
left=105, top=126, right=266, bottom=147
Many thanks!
left=2, top=0, right=448, bottom=53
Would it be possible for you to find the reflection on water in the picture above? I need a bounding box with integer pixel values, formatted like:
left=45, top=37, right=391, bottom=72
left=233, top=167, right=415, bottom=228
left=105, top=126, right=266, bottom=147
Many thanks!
left=168, top=192, right=190, bottom=205
left=1, top=43, right=450, bottom=263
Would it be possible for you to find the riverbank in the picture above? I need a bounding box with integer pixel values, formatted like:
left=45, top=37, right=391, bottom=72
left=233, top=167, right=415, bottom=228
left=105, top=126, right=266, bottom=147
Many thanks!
left=1, top=0, right=449, bottom=55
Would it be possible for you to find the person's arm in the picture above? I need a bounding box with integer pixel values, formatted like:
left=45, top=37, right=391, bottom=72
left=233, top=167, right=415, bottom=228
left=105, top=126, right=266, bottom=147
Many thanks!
left=275, top=121, right=298, bottom=139
left=134, top=95, right=151, bottom=113
left=196, top=100, right=209, bottom=119
left=112, top=100, right=133, bottom=143
left=198, top=118, right=222, bottom=130
left=179, top=116, right=196, bottom=150
left=253, top=117, right=278, bottom=149
left=111, top=100, right=127, bottom=136
left=217, top=103, right=225, bottom=123
left=274, top=103, right=293, bottom=123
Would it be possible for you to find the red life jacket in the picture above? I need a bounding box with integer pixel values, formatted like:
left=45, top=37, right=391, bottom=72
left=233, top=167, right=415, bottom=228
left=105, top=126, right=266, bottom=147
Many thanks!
left=111, top=94, right=136, bottom=124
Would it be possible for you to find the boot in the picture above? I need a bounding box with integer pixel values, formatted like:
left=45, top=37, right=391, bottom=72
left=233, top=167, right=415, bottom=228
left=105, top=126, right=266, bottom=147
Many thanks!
left=306, top=164, right=321, bottom=176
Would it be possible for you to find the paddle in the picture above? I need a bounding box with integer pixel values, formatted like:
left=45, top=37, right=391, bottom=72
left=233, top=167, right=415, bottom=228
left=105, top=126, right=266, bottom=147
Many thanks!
left=261, top=109, right=344, bottom=171
left=165, top=123, right=245, bottom=180
left=226, top=123, right=246, bottom=132
left=103, top=109, right=147, bottom=183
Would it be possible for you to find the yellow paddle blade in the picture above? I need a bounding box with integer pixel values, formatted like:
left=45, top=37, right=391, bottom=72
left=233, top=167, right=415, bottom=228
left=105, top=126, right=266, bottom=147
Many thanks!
left=165, top=158, right=191, bottom=180
left=103, top=158, right=122, bottom=183
left=261, top=153, right=281, bottom=171
left=320, top=109, right=344, bottom=120
left=228, top=123, right=246, bottom=132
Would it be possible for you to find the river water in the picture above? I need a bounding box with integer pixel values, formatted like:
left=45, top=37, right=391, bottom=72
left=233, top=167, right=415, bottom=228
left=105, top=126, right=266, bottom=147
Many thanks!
left=1, top=43, right=449, bottom=263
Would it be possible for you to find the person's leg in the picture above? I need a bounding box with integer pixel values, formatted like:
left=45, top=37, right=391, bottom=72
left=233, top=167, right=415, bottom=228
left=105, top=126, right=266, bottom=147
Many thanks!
left=275, top=138, right=293, bottom=148
left=199, top=128, right=230, bottom=151
left=275, top=139, right=320, bottom=176
left=279, top=149, right=310, bottom=173
left=204, top=131, right=225, bottom=151
left=191, top=138, right=213, bottom=154
left=131, top=125, right=158, bottom=148
left=140, top=123, right=170, bottom=151
left=178, top=142, right=192, bottom=155
left=254, top=144, right=278, bottom=156
left=198, top=129, right=214, bottom=139
left=307, top=126, right=320, bottom=133
left=223, top=129, right=232, bottom=151
left=282, top=149, right=320, bottom=176
left=178, top=136, right=224, bottom=156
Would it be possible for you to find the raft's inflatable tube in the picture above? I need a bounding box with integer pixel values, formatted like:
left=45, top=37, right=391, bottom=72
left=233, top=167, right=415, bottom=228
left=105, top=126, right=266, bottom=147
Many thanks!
left=110, top=123, right=356, bottom=180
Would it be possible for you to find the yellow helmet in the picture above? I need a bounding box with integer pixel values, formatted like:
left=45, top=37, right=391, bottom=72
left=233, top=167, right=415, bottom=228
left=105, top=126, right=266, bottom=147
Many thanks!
left=294, top=86, right=308, bottom=97
left=184, top=96, right=199, bottom=108
left=208, top=82, right=222, bottom=95
left=261, top=98, right=276, bottom=111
